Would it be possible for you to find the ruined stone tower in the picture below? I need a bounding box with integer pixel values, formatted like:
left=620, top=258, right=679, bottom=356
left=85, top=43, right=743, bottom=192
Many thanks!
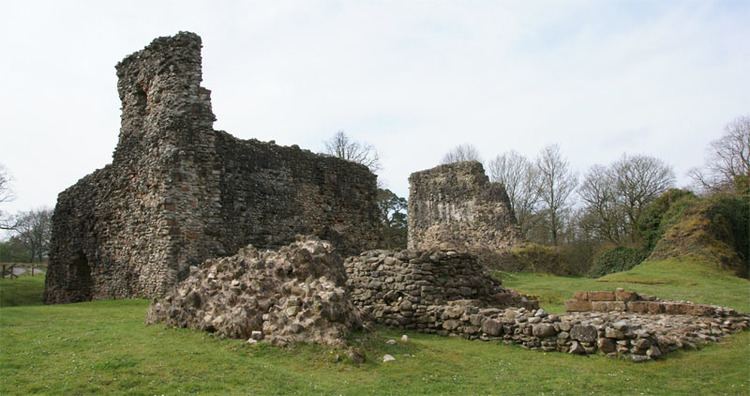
left=407, top=161, right=521, bottom=256
left=44, top=32, right=380, bottom=304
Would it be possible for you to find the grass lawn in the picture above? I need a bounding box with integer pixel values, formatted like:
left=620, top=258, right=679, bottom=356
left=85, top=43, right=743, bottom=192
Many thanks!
left=498, top=258, right=750, bottom=313
left=1, top=260, right=749, bottom=395
left=0, top=275, right=45, bottom=307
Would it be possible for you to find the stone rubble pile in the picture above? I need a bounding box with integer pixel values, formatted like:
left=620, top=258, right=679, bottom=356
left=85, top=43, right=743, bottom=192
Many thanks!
left=146, top=237, right=362, bottom=346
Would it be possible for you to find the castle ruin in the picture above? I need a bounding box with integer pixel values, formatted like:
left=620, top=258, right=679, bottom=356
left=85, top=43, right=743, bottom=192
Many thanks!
left=43, top=32, right=380, bottom=304
left=407, top=161, right=521, bottom=256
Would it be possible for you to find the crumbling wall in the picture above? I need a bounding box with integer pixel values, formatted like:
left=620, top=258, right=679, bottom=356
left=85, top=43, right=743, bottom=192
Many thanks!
left=147, top=237, right=362, bottom=346
left=44, top=32, right=380, bottom=304
left=407, top=161, right=521, bottom=257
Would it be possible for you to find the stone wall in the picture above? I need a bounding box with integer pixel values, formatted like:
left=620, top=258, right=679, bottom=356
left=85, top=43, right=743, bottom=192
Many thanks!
left=44, top=32, right=380, bottom=304
left=565, top=289, right=739, bottom=317
left=344, top=249, right=538, bottom=330
left=407, top=161, right=521, bottom=257
left=345, top=253, right=749, bottom=361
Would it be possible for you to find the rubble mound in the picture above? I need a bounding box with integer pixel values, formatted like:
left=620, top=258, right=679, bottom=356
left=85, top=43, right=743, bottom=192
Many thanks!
left=146, top=237, right=362, bottom=346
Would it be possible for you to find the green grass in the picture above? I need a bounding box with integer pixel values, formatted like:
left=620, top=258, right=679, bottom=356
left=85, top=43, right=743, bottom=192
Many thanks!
left=498, top=258, right=750, bottom=313
left=0, top=275, right=45, bottom=307
left=1, top=264, right=749, bottom=395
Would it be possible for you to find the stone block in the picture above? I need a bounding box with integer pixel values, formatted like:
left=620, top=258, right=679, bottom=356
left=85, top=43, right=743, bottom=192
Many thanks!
left=570, top=325, right=598, bottom=343
left=688, top=304, right=714, bottom=316
left=532, top=323, right=557, bottom=338
left=573, top=291, right=589, bottom=301
left=615, top=289, right=639, bottom=302
left=565, top=299, right=592, bottom=312
left=482, top=319, right=503, bottom=337
left=626, top=301, right=649, bottom=314
left=664, top=302, right=694, bottom=315
left=591, top=301, right=626, bottom=312
left=442, top=319, right=460, bottom=331
left=597, top=337, right=616, bottom=354
left=647, top=302, right=665, bottom=314
left=588, top=291, right=616, bottom=301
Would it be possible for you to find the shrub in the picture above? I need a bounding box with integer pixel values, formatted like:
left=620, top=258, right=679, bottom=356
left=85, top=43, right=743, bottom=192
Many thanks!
left=589, top=246, right=648, bottom=278
left=495, top=243, right=570, bottom=275
left=704, top=194, right=749, bottom=263
left=649, top=193, right=750, bottom=278
left=638, top=189, right=697, bottom=254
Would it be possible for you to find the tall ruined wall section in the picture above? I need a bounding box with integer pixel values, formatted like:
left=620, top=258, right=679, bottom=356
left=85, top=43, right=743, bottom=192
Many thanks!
left=407, top=161, right=521, bottom=256
left=44, top=32, right=379, bottom=304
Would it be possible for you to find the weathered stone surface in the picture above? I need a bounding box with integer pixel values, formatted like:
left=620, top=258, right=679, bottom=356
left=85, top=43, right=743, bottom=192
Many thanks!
left=407, top=162, right=521, bottom=259
left=345, top=248, right=538, bottom=331
left=44, top=32, right=380, bottom=304
left=532, top=324, right=557, bottom=338
left=568, top=289, right=738, bottom=318
left=569, top=341, right=585, bottom=354
left=146, top=237, right=361, bottom=346
left=591, top=301, right=627, bottom=312
left=565, top=299, right=592, bottom=312
left=605, top=327, right=626, bottom=339
left=615, top=288, right=638, bottom=302
left=570, top=325, right=598, bottom=343
left=597, top=337, right=617, bottom=354
left=481, top=319, right=502, bottom=336
left=588, top=291, right=616, bottom=301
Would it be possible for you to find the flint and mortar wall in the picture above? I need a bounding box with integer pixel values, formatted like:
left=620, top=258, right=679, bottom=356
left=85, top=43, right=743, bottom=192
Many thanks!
left=407, top=162, right=521, bottom=256
left=44, top=32, right=379, bottom=304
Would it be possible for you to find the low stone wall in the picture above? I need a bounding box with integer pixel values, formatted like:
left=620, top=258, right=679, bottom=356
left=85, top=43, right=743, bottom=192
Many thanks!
left=345, top=257, right=749, bottom=361
left=474, top=307, right=750, bottom=362
left=345, top=249, right=538, bottom=330
left=565, top=289, right=739, bottom=317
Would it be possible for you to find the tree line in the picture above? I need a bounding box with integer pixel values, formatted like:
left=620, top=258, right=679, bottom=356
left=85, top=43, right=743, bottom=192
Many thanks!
left=324, top=115, right=749, bottom=273
left=0, top=165, right=53, bottom=263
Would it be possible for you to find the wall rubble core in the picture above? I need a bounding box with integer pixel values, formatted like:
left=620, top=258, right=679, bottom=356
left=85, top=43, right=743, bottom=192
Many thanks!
left=407, top=161, right=522, bottom=260
left=44, top=32, right=380, bottom=304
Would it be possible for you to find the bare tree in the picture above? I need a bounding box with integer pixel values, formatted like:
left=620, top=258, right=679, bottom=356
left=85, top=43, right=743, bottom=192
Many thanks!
left=0, top=164, right=16, bottom=230
left=579, top=154, right=674, bottom=243
left=612, top=154, right=674, bottom=240
left=535, top=144, right=578, bottom=246
left=13, top=208, right=53, bottom=263
left=578, top=165, right=624, bottom=243
left=441, top=144, right=482, bottom=164
left=488, top=151, right=539, bottom=236
left=323, top=130, right=382, bottom=172
left=689, top=115, right=750, bottom=192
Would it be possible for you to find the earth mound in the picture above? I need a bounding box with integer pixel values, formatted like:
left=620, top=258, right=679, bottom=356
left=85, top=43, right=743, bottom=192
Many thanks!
left=146, top=237, right=362, bottom=346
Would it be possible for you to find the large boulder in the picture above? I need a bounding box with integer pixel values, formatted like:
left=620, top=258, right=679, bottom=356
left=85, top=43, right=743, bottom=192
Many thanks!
left=146, top=237, right=362, bottom=346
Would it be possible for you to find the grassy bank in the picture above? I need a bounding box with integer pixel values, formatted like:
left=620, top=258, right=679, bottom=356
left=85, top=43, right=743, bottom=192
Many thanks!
left=1, top=267, right=749, bottom=395
left=498, top=258, right=750, bottom=313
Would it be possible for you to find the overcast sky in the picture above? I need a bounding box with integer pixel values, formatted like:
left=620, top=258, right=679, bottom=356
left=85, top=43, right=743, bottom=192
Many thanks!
left=1, top=0, right=748, bottom=216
